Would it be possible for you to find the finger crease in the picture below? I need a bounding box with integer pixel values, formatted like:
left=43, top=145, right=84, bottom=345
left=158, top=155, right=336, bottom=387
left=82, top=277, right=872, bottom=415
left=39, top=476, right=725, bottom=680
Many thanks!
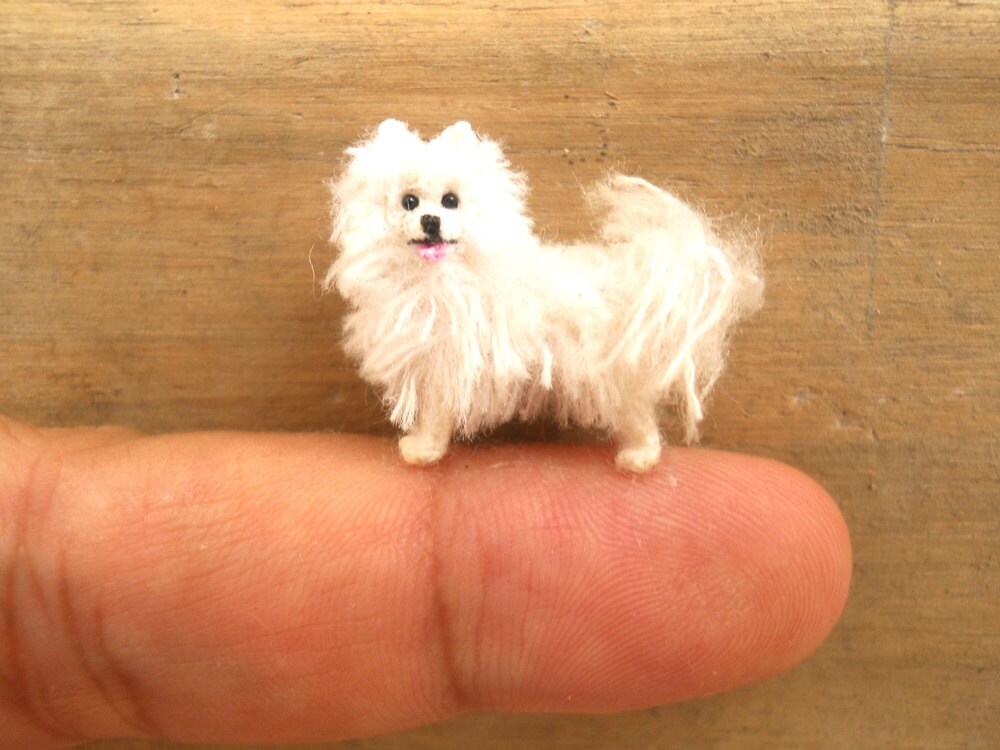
left=426, top=473, right=470, bottom=714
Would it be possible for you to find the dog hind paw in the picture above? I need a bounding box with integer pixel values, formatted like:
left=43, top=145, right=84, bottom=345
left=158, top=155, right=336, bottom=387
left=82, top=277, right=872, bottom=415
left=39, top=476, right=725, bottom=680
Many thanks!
left=615, top=441, right=662, bottom=473
left=399, top=434, right=449, bottom=466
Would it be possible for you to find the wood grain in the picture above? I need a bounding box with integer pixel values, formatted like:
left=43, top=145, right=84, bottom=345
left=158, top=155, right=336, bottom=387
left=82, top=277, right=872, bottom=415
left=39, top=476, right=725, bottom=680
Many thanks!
left=1, top=1, right=997, bottom=748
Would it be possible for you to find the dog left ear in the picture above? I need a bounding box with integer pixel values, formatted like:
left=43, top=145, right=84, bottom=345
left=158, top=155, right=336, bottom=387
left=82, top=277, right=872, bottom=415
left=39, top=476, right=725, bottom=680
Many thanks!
left=436, top=121, right=479, bottom=147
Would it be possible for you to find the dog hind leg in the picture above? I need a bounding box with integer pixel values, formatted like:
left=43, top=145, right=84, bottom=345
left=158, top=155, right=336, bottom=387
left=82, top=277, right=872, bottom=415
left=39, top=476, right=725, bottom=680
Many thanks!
left=614, top=405, right=662, bottom=473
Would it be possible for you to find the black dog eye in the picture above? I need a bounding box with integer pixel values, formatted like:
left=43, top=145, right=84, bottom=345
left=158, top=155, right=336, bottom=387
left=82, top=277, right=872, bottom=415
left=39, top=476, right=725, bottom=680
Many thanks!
left=401, top=194, right=419, bottom=211
left=441, top=192, right=459, bottom=209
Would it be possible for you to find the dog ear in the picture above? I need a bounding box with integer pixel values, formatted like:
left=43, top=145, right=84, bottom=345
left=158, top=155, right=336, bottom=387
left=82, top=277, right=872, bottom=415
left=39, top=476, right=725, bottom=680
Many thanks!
left=344, top=119, right=423, bottom=163
left=436, top=120, right=479, bottom=148
left=374, top=118, right=415, bottom=139
left=346, top=118, right=421, bottom=160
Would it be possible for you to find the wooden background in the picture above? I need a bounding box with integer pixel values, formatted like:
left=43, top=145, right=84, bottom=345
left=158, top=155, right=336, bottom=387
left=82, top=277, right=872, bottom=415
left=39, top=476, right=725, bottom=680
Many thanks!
left=2, top=1, right=997, bottom=748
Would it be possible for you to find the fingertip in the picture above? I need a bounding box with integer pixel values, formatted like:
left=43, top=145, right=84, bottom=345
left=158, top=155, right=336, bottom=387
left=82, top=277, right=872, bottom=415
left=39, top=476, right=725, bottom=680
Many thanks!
left=704, top=452, right=853, bottom=682
left=653, top=449, right=853, bottom=688
left=431, top=444, right=852, bottom=710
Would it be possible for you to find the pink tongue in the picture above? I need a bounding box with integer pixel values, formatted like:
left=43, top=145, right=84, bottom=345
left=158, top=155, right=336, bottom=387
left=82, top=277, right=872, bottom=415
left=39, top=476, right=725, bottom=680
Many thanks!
left=417, top=242, right=448, bottom=262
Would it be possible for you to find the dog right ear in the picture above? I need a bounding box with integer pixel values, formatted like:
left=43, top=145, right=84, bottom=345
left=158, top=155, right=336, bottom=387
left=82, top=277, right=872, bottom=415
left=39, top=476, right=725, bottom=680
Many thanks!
left=375, top=118, right=413, bottom=139
left=372, top=118, right=424, bottom=149
left=347, top=118, right=422, bottom=160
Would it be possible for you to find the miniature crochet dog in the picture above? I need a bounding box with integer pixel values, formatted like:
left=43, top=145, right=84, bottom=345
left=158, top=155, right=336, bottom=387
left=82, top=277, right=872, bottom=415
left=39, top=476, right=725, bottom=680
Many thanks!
left=324, top=119, right=761, bottom=471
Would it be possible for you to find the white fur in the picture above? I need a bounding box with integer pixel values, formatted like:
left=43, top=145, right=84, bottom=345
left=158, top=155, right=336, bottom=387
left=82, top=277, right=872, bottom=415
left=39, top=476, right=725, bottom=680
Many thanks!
left=324, top=119, right=762, bottom=471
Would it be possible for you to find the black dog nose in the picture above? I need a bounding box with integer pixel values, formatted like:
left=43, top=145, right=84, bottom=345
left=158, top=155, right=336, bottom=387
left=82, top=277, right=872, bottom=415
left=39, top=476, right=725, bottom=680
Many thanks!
left=420, top=214, right=441, bottom=235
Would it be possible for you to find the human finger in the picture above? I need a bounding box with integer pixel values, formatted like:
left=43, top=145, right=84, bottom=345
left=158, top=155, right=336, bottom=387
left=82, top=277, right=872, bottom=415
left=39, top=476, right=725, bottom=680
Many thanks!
left=0, top=418, right=850, bottom=748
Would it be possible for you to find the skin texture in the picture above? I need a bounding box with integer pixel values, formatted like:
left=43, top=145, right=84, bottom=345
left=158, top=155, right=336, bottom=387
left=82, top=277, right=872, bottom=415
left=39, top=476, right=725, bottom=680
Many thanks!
left=0, top=416, right=851, bottom=748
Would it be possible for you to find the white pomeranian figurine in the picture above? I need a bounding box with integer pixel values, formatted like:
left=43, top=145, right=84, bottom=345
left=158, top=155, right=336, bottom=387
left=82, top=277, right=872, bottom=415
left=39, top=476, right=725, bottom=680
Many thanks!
left=324, top=119, right=762, bottom=472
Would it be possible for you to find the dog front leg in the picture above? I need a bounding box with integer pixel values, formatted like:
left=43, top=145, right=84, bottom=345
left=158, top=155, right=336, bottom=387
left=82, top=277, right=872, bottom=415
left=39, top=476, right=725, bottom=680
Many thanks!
left=398, top=405, right=453, bottom=466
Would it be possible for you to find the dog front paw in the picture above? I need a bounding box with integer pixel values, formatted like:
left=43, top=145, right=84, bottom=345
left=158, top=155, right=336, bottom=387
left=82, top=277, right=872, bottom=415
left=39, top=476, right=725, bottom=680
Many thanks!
left=399, top=434, right=449, bottom=466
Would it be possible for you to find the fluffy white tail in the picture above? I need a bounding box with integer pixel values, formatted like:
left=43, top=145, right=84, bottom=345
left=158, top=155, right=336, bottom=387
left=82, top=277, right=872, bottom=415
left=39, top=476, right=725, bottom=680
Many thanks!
left=594, top=175, right=763, bottom=442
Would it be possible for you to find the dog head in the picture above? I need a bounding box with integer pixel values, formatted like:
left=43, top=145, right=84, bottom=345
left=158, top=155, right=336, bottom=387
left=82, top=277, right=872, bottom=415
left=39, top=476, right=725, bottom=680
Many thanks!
left=327, top=120, right=533, bottom=283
